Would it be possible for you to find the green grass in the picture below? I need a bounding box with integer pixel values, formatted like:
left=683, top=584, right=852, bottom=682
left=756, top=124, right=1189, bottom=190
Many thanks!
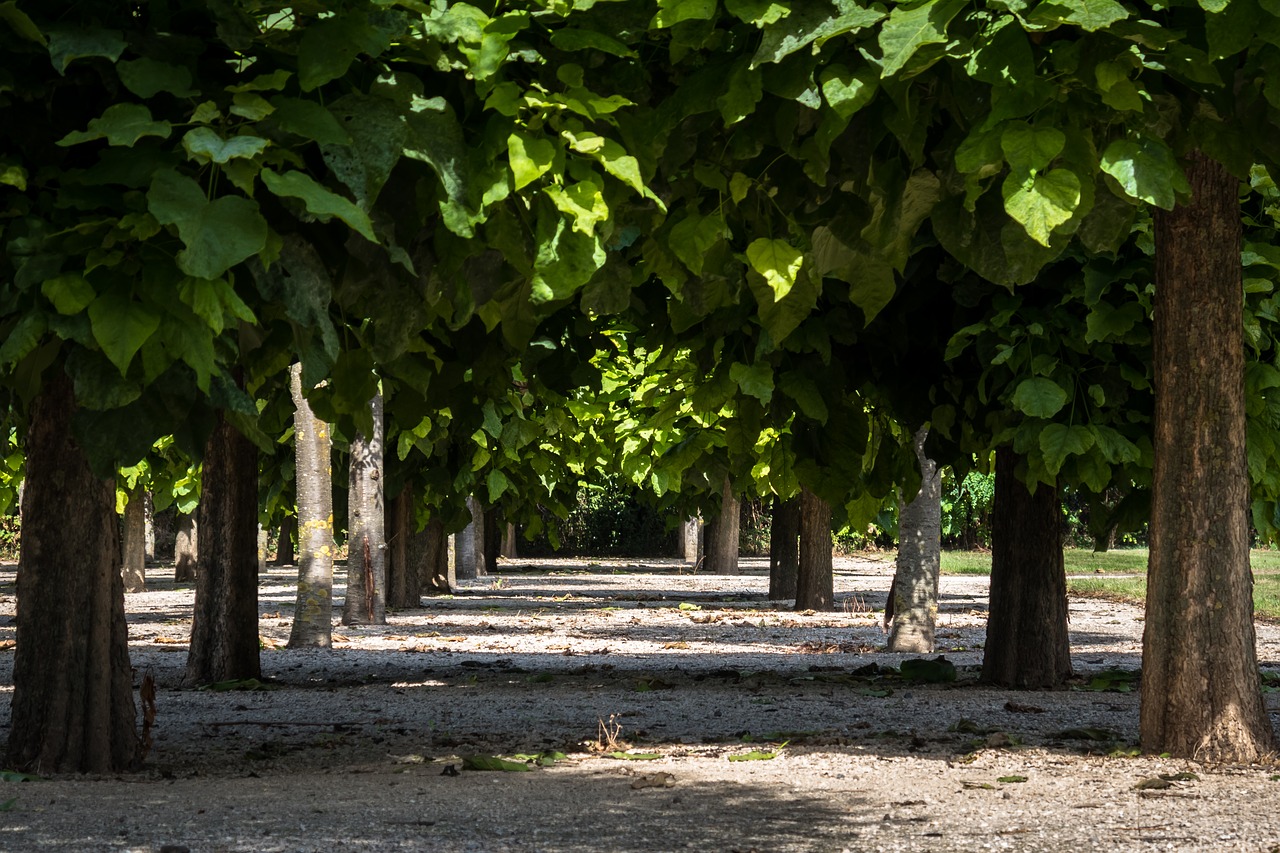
left=940, top=548, right=1150, bottom=575
left=1068, top=572, right=1280, bottom=621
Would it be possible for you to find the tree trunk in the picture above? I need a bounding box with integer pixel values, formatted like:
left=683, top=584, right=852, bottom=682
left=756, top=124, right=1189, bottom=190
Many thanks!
left=174, top=513, right=197, bottom=583
left=386, top=484, right=419, bottom=609
left=7, top=374, right=140, bottom=773
left=454, top=496, right=484, bottom=580
left=888, top=427, right=942, bottom=653
left=144, top=491, right=155, bottom=562
left=1141, top=151, right=1276, bottom=761
left=343, top=393, right=387, bottom=626
left=768, top=496, right=799, bottom=600
left=681, top=517, right=701, bottom=565
left=706, top=477, right=740, bottom=575
left=274, top=515, right=296, bottom=566
left=981, top=446, right=1071, bottom=688
left=483, top=506, right=502, bottom=575
left=288, top=363, right=334, bottom=648
left=185, top=411, right=261, bottom=687
left=501, top=523, right=518, bottom=558
left=795, top=486, right=834, bottom=611
left=151, top=505, right=177, bottom=562
left=121, top=485, right=146, bottom=593
left=421, top=516, right=453, bottom=593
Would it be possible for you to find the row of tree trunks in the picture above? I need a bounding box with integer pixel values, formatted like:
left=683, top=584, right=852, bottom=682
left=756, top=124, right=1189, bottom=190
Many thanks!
left=386, top=485, right=418, bottom=609
left=768, top=496, right=799, bottom=600
left=887, top=427, right=942, bottom=653
left=184, top=410, right=261, bottom=687
left=342, top=393, right=387, bottom=627
left=483, top=506, right=502, bottom=576
left=288, top=363, right=334, bottom=648
left=7, top=374, right=141, bottom=773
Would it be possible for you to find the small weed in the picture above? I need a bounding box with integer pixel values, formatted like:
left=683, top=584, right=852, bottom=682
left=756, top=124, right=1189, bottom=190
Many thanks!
left=590, top=714, right=628, bottom=754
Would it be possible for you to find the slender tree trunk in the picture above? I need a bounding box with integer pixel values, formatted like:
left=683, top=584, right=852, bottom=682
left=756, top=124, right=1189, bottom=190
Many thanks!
left=288, top=363, right=334, bottom=648
left=7, top=374, right=140, bottom=773
left=501, top=523, right=518, bottom=558
left=795, top=486, right=834, bottom=611
left=981, top=447, right=1071, bottom=688
left=144, top=491, right=155, bottom=562
left=1142, top=151, right=1276, bottom=762
left=421, top=516, right=453, bottom=593
left=454, top=496, right=484, bottom=580
left=121, top=485, right=146, bottom=593
left=483, top=507, right=502, bottom=575
left=343, top=393, right=387, bottom=626
left=151, top=505, right=177, bottom=562
left=681, top=517, right=701, bottom=565
left=769, top=496, right=800, bottom=600
left=174, top=513, right=197, bottom=583
left=888, top=427, right=942, bottom=653
left=185, top=411, right=261, bottom=686
left=274, top=515, right=296, bottom=566
left=706, top=477, right=740, bottom=575
left=386, top=484, right=419, bottom=609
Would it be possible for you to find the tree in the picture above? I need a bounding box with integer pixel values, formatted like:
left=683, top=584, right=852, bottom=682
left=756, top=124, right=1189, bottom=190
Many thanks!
left=705, top=477, right=740, bottom=575
left=887, top=427, right=941, bottom=653
left=795, top=486, right=834, bottom=611
left=288, top=363, right=334, bottom=648
left=342, top=392, right=386, bottom=626
left=174, top=513, right=197, bottom=583
left=768, top=496, right=800, bottom=601
left=121, top=485, right=147, bottom=593
left=1141, top=152, right=1276, bottom=761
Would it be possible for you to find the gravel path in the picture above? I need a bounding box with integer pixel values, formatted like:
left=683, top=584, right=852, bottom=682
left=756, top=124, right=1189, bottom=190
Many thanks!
left=0, top=555, right=1278, bottom=852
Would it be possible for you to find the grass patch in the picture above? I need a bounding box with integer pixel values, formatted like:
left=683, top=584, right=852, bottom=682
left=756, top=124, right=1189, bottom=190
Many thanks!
left=940, top=551, right=993, bottom=575
left=945, top=548, right=1280, bottom=577
left=1068, top=572, right=1280, bottom=621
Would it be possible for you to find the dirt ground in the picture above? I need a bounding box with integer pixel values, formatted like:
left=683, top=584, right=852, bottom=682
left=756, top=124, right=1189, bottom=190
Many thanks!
left=0, top=554, right=1279, bottom=852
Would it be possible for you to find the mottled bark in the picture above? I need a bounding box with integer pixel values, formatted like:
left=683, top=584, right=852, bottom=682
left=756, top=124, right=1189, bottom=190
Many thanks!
left=174, top=513, right=197, bottom=583
left=888, top=427, right=942, bottom=653
left=768, top=496, right=799, bottom=601
left=143, top=491, right=155, bottom=562
left=185, top=411, right=261, bottom=687
left=706, top=477, right=740, bottom=575
left=981, top=447, right=1071, bottom=688
left=682, top=518, right=701, bottom=565
left=288, top=363, right=334, bottom=648
left=343, top=393, right=386, bottom=626
left=386, top=484, right=419, bottom=609
left=420, top=516, right=453, bottom=594
left=1142, top=151, right=1276, bottom=762
left=121, top=485, right=146, bottom=593
left=454, top=496, right=484, bottom=580
left=7, top=374, right=140, bottom=773
left=795, top=486, right=834, bottom=611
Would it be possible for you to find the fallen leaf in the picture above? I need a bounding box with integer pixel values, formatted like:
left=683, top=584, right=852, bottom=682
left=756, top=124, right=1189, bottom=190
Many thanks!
left=0, top=640, right=16, bottom=651
left=631, top=772, right=675, bottom=789
left=609, top=751, right=661, bottom=761
left=1133, top=777, right=1173, bottom=790
left=961, top=781, right=995, bottom=790
left=462, top=755, right=531, bottom=772
left=153, top=637, right=186, bottom=645
left=997, top=775, right=1027, bottom=783
left=661, top=641, right=690, bottom=649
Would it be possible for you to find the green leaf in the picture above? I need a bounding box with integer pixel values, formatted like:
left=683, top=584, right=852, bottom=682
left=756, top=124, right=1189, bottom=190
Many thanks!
left=997, top=775, right=1028, bottom=783
left=545, top=180, right=609, bottom=235
left=1039, top=423, right=1096, bottom=474
left=58, top=103, right=172, bottom=148
left=0, top=2, right=45, bottom=45
left=730, top=173, right=752, bottom=204
left=780, top=372, right=829, bottom=422
left=819, top=63, right=879, bottom=119
left=608, top=751, right=661, bottom=760
left=117, top=58, right=195, bottom=98
left=1002, top=169, right=1081, bottom=246
left=0, top=314, right=46, bottom=366
left=0, top=770, right=40, bottom=782
left=298, top=14, right=390, bottom=92
left=652, top=0, right=716, bottom=28
left=668, top=212, right=729, bottom=276
left=730, top=362, right=774, bottom=404
left=508, top=133, right=556, bottom=191
left=728, top=746, right=785, bottom=761
left=268, top=98, right=352, bottom=145
left=462, top=755, right=532, bottom=772
left=746, top=238, right=804, bottom=301
left=88, top=290, right=161, bottom=375
left=182, top=128, right=269, bottom=165
left=47, top=27, right=124, bottom=74
left=260, top=169, right=376, bottom=243
left=1000, top=124, right=1065, bottom=174
left=1032, top=0, right=1129, bottom=31
left=531, top=215, right=606, bottom=304
left=1100, top=138, right=1191, bottom=210
left=486, top=468, right=510, bottom=503
left=148, top=171, right=268, bottom=280
left=752, top=2, right=885, bottom=67
left=878, top=0, right=967, bottom=77
left=726, top=0, right=791, bottom=25
left=1084, top=301, right=1145, bottom=343
left=716, top=60, right=763, bottom=126
left=1011, top=377, right=1068, bottom=418
left=549, top=28, right=636, bottom=57
left=41, top=273, right=96, bottom=315
left=1090, top=425, right=1141, bottom=464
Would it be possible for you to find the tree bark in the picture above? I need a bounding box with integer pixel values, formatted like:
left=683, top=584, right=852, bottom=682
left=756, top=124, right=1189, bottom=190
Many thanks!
left=483, top=506, right=502, bottom=575
left=174, top=513, right=197, bottom=583
left=681, top=517, right=701, bottom=565
left=706, top=477, right=740, bottom=575
left=185, top=410, right=261, bottom=687
left=288, top=363, right=334, bottom=648
left=121, top=485, right=146, bottom=593
left=343, top=393, right=387, bottom=626
left=144, top=491, right=155, bottom=562
left=274, top=515, right=296, bottom=566
left=768, top=496, right=799, bottom=601
left=888, top=427, right=942, bottom=653
left=1142, top=150, right=1276, bottom=761
left=420, top=516, right=453, bottom=593
left=454, top=496, right=484, bottom=580
left=795, top=486, right=834, bottom=611
left=7, top=374, right=140, bottom=773
left=981, top=447, right=1072, bottom=688
left=386, top=483, right=419, bottom=609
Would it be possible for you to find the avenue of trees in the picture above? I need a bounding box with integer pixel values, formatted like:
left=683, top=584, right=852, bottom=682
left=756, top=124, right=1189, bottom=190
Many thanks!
left=3, top=0, right=1280, bottom=772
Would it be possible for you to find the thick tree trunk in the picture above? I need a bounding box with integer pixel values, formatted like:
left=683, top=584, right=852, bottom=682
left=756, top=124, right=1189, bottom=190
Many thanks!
left=121, top=485, right=146, bottom=593
left=483, top=506, right=502, bottom=575
left=7, top=374, right=140, bottom=773
left=888, top=427, right=942, bottom=653
left=1142, top=151, right=1276, bottom=762
left=981, top=447, right=1071, bottom=688
left=454, top=496, right=484, bottom=580
left=420, top=516, right=453, bottom=593
left=768, top=496, right=800, bottom=600
left=288, top=363, right=334, bottom=648
left=795, top=486, right=834, bottom=611
left=386, top=484, right=419, bottom=609
left=185, top=411, right=261, bottom=687
left=343, top=393, right=387, bottom=626
left=274, top=515, right=296, bottom=566
left=706, top=477, right=740, bottom=575
left=174, top=513, right=197, bottom=583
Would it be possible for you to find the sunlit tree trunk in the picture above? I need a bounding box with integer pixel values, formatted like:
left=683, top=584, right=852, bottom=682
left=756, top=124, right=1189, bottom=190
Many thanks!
left=174, top=512, right=197, bottom=583
left=121, top=485, right=146, bottom=593
left=343, top=393, right=387, bottom=626
left=888, top=427, right=941, bottom=653
left=288, top=363, right=334, bottom=648
left=1142, top=150, right=1276, bottom=761
left=454, top=496, right=485, bottom=580
left=706, top=477, right=740, bottom=575
left=421, top=516, right=453, bottom=593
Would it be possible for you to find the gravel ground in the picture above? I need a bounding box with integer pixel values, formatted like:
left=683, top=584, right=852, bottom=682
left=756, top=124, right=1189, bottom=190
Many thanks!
left=0, top=554, right=1278, bottom=852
